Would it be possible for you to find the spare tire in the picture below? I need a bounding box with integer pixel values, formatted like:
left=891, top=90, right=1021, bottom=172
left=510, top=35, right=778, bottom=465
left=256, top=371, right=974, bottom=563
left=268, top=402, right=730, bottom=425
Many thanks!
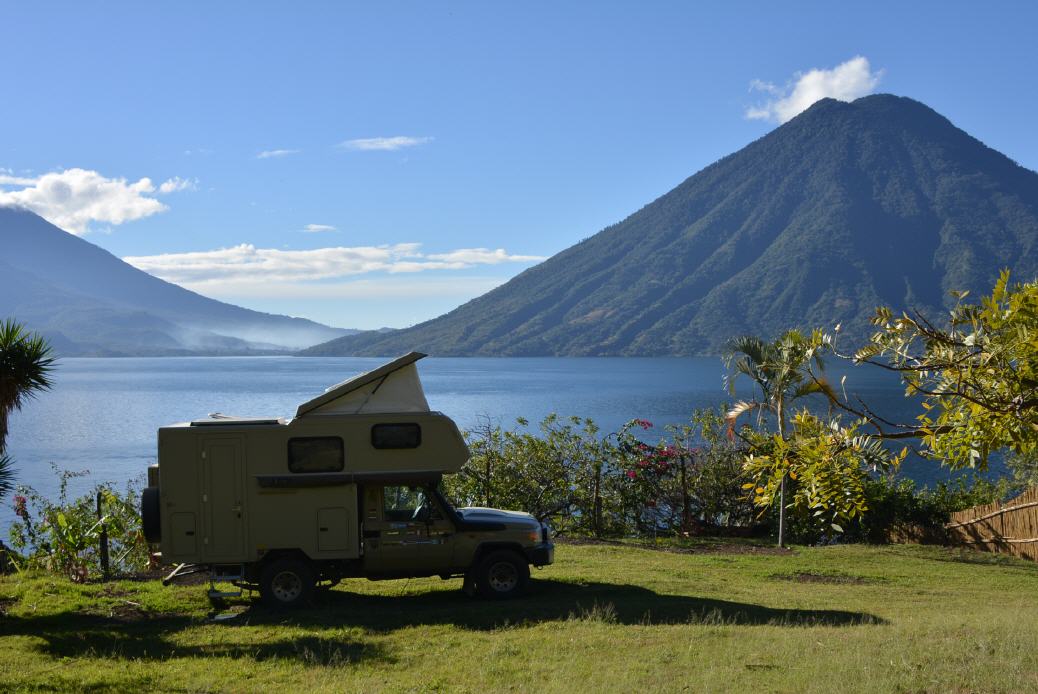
left=141, top=486, right=161, bottom=543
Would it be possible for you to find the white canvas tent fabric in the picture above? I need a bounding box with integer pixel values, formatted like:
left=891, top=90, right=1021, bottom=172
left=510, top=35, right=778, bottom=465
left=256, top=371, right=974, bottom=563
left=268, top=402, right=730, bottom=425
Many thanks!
left=295, top=352, right=431, bottom=417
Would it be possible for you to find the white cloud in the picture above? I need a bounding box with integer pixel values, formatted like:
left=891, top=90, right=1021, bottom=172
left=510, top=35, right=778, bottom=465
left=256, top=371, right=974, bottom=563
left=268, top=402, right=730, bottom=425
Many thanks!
left=746, top=56, right=883, bottom=123
left=337, top=136, right=433, bottom=151
left=0, top=168, right=176, bottom=234
left=158, top=177, right=197, bottom=194
left=203, top=276, right=507, bottom=300
left=122, top=243, right=545, bottom=286
left=0, top=172, right=37, bottom=186
left=257, top=149, right=300, bottom=159
left=302, top=223, right=337, bottom=233
left=427, top=248, right=543, bottom=264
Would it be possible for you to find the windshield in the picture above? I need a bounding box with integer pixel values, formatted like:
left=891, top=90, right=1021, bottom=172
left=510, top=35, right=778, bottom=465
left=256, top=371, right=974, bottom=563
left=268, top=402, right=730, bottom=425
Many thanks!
left=432, top=482, right=458, bottom=512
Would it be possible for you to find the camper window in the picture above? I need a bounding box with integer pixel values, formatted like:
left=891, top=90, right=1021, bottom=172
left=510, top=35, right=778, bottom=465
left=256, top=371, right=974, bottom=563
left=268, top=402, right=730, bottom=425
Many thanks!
left=382, top=485, right=424, bottom=521
left=287, top=437, right=345, bottom=473
left=371, top=423, right=421, bottom=449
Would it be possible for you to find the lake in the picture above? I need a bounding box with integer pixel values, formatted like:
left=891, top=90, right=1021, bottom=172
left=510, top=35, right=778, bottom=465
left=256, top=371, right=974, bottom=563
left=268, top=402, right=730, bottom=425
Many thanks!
left=2, top=356, right=998, bottom=531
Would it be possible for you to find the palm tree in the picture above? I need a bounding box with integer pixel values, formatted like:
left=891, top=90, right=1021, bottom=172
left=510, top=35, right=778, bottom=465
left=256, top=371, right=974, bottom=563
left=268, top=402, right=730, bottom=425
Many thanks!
left=0, top=319, right=55, bottom=457
left=724, top=329, right=832, bottom=548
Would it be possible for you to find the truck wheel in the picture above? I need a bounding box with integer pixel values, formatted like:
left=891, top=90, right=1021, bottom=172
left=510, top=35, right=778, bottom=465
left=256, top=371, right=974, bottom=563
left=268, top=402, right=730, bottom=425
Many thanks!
left=475, top=550, right=529, bottom=599
left=140, top=487, right=161, bottom=543
left=259, top=557, right=315, bottom=608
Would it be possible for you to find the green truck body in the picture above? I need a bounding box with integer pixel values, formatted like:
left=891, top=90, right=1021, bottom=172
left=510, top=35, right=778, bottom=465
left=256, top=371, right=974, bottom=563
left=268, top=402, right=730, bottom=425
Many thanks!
left=141, top=352, right=553, bottom=606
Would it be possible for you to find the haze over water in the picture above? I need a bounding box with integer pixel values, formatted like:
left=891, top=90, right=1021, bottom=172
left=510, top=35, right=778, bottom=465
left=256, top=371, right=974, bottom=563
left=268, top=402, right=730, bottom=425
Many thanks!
left=2, top=356, right=997, bottom=531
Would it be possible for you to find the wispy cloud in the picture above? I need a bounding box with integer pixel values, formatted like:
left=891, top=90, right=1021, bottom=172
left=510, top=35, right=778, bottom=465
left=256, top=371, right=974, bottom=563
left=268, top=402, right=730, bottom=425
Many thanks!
left=301, top=224, right=337, bottom=233
left=122, top=243, right=545, bottom=286
left=746, top=56, right=883, bottom=123
left=158, top=177, right=198, bottom=194
left=337, top=136, right=433, bottom=152
left=0, top=168, right=191, bottom=234
left=257, top=148, right=301, bottom=159
left=204, top=276, right=508, bottom=300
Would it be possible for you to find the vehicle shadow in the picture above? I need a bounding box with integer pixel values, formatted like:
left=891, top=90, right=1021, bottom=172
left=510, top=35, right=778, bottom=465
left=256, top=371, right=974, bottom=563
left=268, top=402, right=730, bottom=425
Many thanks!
left=242, top=578, right=884, bottom=631
left=0, top=579, right=883, bottom=663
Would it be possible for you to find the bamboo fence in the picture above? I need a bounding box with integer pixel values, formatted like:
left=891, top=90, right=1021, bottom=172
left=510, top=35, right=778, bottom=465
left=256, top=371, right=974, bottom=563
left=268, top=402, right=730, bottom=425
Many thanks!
left=945, top=487, right=1038, bottom=561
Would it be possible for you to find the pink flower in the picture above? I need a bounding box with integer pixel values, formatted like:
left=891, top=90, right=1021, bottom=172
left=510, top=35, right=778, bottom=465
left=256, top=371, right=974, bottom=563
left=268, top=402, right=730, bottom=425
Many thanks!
left=13, top=495, right=28, bottom=520
left=626, top=470, right=637, bottom=479
left=634, top=419, right=653, bottom=430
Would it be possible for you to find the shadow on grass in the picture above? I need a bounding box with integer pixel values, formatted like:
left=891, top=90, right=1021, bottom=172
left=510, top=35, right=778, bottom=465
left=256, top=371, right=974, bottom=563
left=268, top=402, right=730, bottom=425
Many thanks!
left=0, top=611, right=383, bottom=664
left=0, top=580, right=883, bottom=663
left=276, top=579, right=884, bottom=630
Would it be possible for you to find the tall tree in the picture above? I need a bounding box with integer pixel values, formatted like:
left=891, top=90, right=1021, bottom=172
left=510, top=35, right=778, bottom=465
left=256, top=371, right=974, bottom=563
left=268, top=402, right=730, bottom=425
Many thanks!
left=724, top=330, right=832, bottom=547
left=0, top=319, right=55, bottom=457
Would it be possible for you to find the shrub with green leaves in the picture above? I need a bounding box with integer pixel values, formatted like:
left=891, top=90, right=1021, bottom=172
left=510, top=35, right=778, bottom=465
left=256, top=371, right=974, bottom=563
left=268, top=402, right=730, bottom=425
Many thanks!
left=448, top=410, right=756, bottom=539
left=8, top=465, right=149, bottom=581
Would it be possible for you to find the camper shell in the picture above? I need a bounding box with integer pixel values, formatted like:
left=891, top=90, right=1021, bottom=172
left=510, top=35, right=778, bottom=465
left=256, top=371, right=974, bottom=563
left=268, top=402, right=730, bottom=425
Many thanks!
left=141, top=352, right=553, bottom=606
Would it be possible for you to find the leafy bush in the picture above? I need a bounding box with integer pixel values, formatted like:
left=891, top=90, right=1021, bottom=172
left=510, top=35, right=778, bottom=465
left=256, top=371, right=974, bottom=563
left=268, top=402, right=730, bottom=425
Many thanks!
left=446, top=410, right=756, bottom=539
left=7, top=465, right=149, bottom=581
left=446, top=414, right=627, bottom=536
left=775, top=473, right=1013, bottom=545
left=613, top=409, right=756, bottom=536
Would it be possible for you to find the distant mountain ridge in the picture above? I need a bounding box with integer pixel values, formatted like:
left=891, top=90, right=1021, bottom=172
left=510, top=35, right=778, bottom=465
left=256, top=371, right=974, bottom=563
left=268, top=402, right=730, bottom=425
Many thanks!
left=0, top=207, right=353, bottom=355
left=304, top=94, right=1038, bottom=357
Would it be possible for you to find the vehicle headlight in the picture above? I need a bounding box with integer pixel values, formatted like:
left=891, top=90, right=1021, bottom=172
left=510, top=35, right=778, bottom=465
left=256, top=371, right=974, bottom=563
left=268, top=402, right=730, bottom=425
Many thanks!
left=527, top=528, right=541, bottom=544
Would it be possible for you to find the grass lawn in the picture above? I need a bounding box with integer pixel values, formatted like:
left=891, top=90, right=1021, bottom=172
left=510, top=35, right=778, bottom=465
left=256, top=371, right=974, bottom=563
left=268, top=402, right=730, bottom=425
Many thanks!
left=2, top=541, right=1037, bottom=693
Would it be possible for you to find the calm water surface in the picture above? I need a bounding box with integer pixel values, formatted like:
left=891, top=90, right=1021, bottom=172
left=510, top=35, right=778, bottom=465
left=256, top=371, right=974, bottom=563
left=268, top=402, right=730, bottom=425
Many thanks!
left=3, top=356, right=997, bottom=530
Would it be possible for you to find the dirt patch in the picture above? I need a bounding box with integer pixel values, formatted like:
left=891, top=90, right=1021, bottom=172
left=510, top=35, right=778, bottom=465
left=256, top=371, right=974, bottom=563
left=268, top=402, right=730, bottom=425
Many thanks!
left=557, top=537, right=793, bottom=556
left=88, top=599, right=181, bottom=623
left=99, top=585, right=135, bottom=598
left=774, top=571, right=872, bottom=585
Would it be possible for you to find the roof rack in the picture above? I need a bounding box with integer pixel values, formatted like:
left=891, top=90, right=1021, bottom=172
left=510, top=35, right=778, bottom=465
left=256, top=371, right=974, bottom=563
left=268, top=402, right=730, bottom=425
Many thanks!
left=190, top=416, right=283, bottom=427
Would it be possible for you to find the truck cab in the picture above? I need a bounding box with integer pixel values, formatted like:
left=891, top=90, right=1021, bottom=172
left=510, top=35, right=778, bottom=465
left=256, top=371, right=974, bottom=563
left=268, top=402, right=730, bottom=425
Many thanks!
left=141, top=352, right=554, bottom=607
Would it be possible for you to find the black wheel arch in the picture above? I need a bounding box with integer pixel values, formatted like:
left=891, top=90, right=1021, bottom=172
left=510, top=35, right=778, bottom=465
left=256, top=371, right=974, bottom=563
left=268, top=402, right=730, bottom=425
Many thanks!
left=471, top=541, right=528, bottom=567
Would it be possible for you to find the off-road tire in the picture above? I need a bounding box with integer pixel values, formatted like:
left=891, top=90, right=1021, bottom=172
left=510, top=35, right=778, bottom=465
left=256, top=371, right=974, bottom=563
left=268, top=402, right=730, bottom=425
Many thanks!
left=140, top=487, right=161, bottom=543
left=474, top=550, right=529, bottom=599
left=259, top=557, right=315, bottom=608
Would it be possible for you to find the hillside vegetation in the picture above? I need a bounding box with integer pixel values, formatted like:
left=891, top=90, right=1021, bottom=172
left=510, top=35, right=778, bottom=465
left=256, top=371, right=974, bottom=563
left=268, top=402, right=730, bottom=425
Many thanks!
left=0, top=207, right=349, bottom=355
left=306, top=94, right=1038, bottom=356
left=2, top=542, right=1036, bottom=692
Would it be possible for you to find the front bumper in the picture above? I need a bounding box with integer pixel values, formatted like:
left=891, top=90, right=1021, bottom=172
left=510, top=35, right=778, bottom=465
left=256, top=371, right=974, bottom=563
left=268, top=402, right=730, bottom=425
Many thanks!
left=525, top=542, right=555, bottom=566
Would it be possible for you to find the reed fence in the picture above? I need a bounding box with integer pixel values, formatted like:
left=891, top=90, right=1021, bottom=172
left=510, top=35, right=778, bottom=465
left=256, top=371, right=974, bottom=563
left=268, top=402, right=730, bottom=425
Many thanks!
left=945, top=487, right=1038, bottom=561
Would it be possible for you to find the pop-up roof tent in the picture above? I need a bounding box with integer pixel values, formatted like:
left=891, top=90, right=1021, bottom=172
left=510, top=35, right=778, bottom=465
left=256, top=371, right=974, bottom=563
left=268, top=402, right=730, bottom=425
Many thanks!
left=295, top=352, right=431, bottom=417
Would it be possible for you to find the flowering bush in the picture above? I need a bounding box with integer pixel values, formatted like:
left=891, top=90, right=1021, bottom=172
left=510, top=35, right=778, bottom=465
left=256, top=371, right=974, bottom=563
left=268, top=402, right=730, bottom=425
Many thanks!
left=614, top=410, right=755, bottom=535
left=448, top=410, right=756, bottom=539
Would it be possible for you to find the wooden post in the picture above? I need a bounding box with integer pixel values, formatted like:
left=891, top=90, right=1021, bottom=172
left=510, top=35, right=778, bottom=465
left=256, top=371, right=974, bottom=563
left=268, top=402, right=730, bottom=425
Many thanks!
left=96, top=491, right=110, bottom=582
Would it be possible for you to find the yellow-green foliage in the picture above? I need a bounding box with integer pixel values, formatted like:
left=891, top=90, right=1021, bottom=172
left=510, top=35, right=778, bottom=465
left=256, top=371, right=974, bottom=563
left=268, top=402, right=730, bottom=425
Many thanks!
left=860, top=270, right=1038, bottom=468
left=2, top=542, right=1037, bottom=693
left=741, top=412, right=905, bottom=530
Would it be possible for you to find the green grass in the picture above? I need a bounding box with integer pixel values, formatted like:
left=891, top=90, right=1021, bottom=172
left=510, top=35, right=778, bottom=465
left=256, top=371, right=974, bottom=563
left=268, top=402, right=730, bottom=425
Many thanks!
left=2, top=542, right=1037, bottom=692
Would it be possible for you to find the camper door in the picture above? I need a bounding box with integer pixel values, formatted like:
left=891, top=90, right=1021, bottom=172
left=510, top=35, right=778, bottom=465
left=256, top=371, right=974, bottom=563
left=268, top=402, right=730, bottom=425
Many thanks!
left=199, top=436, right=246, bottom=561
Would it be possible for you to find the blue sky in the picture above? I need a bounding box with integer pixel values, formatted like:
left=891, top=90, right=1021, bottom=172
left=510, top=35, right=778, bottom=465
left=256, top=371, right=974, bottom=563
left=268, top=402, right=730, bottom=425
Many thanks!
left=2, top=1, right=1037, bottom=329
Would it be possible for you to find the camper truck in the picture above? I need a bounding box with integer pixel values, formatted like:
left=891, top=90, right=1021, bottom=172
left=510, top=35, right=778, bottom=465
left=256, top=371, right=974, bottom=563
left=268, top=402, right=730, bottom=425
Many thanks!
left=140, top=352, right=554, bottom=607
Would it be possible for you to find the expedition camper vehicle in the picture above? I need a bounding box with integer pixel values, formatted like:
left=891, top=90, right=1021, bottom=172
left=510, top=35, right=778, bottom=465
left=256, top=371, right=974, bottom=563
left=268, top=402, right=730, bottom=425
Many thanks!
left=140, top=352, right=554, bottom=607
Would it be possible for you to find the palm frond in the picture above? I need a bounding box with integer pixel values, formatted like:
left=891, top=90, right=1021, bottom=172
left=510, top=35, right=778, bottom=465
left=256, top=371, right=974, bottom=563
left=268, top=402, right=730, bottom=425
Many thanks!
left=0, top=318, right=56, bottom=451
left=789, top=377, right=837, bottom=402
left=0, top=453, right=14, bottom=501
